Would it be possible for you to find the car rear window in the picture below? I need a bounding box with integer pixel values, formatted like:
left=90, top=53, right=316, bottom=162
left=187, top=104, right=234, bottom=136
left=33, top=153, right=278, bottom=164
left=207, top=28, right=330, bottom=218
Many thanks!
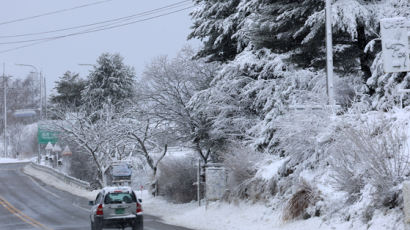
left=104, top=192, right=136, bottom=204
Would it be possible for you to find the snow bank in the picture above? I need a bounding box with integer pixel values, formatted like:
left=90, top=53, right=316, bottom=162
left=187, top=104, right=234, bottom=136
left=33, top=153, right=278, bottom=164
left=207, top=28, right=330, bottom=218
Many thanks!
left=19, top=156, right=406, bottom=230
left=23, top=163, right=98, bottom=200
left=0, top=157, right=31, bottom=164
left=142, top=196, right=404, bottom=230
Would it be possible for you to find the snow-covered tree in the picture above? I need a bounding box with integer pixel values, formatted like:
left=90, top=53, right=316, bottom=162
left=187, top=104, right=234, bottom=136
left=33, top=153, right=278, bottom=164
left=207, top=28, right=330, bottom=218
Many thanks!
left=248, top=0, right=382, bottom=79
left=138, top=47, right=219, bottom=162
left=50, top=71, right=86, bottom=111
left=81, top=53, right=136, bottom=112
left=190, top=48, right=326, bottom=152
left=53, top=107, right=126, bottom=187
left=189, top=0, right=250, bottom=62
left=117, top=111, right=170, bottom=195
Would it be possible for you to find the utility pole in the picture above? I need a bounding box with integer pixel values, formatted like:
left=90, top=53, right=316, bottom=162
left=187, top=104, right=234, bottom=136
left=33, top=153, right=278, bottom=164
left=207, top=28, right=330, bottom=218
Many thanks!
left=44, top=76, right=47, bottom=119
left=39, top=71, right=43, bottom=120
left=325, top=0, right=335, bottom=105
left=3, top=63, right=6, bottom=158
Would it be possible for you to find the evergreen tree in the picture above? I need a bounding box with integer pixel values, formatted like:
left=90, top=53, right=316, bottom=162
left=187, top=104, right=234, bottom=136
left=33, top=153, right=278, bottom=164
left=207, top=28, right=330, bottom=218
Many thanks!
left=189, top=0, right=248, bottom=62
left=81, top=53, right=136, bottom=112
left=50, top=71, right=86, bottom=110
left=248, top=0, right=381, bottom=80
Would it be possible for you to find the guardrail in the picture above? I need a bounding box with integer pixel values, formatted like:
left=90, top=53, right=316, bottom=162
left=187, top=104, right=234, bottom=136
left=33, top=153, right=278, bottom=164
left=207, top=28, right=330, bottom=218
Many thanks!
left=27, top=162, right=90, bottom=190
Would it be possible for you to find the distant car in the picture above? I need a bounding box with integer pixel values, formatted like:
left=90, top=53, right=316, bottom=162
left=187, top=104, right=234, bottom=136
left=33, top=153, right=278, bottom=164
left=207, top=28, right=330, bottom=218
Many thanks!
left=89, top=186, right=143, bottom=230
left=112, top=163, right=132, bottom=186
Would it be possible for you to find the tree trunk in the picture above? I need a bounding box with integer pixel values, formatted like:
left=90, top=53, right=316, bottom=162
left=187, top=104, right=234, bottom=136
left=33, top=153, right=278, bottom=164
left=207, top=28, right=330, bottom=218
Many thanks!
left=356, top=23, right=372, bottom=82
left=151, top=167, right=158, bottom=196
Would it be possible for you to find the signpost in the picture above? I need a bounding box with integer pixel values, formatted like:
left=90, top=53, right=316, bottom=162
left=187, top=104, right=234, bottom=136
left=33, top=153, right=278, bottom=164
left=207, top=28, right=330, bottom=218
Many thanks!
left=381, top=17, right=410, bottom=226
left=380, top=17, right=410, bottom=73
left=37, top=122, right=58, bottom=164
left=37, top=128, right=58, bottom=144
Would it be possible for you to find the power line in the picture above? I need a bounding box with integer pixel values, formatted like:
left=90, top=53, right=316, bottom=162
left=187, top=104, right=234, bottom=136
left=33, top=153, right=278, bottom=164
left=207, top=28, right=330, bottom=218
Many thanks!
left=0, top=0, right=191, bottom=39
left=0, top=6, right=194, bottom=54
left=0, top=0, right=114, bottom=26
left=0, top=3, right=193, bottom=45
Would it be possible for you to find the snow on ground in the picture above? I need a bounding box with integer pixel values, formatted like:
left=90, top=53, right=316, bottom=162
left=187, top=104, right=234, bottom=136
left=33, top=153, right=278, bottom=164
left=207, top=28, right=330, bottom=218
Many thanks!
left=23, top=159, right=406, bottom=230
left=0, top=157, right=31, bottom=164
left=142, top=195, right=404, bottom=230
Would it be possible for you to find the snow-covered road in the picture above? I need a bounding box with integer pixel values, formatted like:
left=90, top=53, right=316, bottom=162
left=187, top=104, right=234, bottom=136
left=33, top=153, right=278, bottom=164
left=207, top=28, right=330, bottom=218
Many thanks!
left=0, top=162, right=194, bottom=230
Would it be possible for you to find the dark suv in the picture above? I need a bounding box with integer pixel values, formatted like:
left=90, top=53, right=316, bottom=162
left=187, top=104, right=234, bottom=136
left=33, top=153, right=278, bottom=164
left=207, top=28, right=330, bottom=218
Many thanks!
left=89, top=187, right=143, bottom=230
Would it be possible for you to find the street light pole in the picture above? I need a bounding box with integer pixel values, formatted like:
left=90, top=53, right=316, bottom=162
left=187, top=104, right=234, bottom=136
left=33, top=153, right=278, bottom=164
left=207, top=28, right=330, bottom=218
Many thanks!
left=44, top=76, right=47, bottom=119
left=3, top=63, right=6, bottom=158
left=325, top=0, right=335, bottom=105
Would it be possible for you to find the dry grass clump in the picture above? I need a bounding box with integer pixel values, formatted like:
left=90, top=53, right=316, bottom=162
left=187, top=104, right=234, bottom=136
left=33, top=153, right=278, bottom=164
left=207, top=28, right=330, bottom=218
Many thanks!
left=283, top=180, right=321, bottom=221
left=330, top=124, right=410, bottom=208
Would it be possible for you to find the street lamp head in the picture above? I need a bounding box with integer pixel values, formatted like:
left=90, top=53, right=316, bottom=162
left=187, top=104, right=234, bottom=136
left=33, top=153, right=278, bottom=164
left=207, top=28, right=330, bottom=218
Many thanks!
left=15, top=63, right=39, bottom=73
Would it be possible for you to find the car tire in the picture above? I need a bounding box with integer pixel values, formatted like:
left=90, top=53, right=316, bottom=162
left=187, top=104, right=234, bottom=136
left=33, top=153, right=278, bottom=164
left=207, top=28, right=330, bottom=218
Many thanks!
left=90, top=221, right=95, bottom=230
left=132, top=219, right=143, bottom=230
left=95, top=223, right=103, bottom=230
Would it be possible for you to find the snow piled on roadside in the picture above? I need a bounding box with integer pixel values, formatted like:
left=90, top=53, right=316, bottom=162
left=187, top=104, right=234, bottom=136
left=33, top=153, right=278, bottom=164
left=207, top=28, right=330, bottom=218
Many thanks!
left=20, top=155, right=405, bottom=230
left=142, top=195, right=404, bottom=230
left=0, top=157, right=31, bottom=164
left=23, top=164, right=99, bottom=200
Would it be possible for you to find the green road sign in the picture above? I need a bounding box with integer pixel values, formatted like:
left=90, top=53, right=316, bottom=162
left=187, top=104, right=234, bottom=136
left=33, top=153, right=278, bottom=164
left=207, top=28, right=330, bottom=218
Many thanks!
left=38, top=128, right=58, bottom=144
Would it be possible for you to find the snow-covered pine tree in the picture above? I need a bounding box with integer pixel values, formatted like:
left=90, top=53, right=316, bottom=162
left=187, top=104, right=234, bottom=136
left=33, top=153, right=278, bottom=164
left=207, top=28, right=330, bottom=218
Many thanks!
left=189, top=0, right=250, bottom=62
left=50, top=71, right=86, bottom=110
left=81, top=53, right=136, bottom=112
left=248, top=0, right=380, bottom=80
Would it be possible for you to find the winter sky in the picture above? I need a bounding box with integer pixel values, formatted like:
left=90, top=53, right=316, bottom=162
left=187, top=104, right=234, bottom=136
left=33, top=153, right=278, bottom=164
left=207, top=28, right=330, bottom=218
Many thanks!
left=0, top=0, right=198, bottom=95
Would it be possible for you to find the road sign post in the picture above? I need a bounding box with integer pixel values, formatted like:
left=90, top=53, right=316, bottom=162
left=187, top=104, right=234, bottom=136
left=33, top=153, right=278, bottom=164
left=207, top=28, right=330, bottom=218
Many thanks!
left=37, top=123, right=58, bottom=164
left=37, top=128, right=58, bottom=144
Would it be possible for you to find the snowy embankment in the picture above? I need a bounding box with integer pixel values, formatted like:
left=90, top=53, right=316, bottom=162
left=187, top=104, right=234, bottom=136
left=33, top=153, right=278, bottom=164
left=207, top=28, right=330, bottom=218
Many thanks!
left=23, top=163, right=98, bottom=200
left=22, top=157, right=404, bottom=230
left=0, top=157, right=31, bottom=164
left=141, top=194, right=401, bottom=230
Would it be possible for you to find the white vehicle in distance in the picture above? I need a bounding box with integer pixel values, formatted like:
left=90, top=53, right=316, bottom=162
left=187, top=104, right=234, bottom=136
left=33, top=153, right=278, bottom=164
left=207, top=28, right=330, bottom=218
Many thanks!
left=89, top=186, right=143, bottom=230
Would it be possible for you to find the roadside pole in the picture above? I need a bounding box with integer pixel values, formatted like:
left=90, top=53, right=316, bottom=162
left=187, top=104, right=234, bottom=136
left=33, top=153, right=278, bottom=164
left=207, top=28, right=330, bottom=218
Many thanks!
left=325, top=0, right=335, bottom=105
left=197, top=160, right=201, bottom=206
left=3, top=63, right=6, bottom=158
left=44, top=76, right=47, bottom=119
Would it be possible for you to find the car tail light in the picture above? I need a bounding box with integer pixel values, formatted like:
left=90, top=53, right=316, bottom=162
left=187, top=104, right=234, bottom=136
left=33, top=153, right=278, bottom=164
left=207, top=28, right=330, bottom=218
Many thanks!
left=136, top=202, right=143, bottom=214
left=96, top=204, right=103, bottom=216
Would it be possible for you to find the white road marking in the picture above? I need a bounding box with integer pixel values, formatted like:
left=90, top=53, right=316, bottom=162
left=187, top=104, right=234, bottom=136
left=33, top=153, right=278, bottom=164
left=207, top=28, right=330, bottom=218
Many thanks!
left=71, top=203, right=90, bottom=213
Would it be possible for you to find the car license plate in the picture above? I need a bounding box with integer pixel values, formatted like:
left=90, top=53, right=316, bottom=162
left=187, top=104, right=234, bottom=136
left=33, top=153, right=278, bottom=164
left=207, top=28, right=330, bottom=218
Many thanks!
left=115, top=208, right=125, bottom=214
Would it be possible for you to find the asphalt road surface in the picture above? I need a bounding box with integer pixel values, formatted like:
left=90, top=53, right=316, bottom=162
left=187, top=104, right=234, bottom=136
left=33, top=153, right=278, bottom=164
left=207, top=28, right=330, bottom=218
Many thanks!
left=0, top=163, right=193, bottom=230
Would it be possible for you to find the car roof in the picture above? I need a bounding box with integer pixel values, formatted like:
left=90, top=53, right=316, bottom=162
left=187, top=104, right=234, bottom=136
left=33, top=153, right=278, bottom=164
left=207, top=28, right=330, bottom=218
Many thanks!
left=102, top=186, right=133, bottom=194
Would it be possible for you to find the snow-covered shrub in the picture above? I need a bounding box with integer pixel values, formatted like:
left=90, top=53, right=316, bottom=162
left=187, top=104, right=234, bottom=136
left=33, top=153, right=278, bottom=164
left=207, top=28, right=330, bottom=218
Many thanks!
left=157, top=157, right=197, bottom=203
left=220, top=143, right=278, bottom=202
left=269, top=108, right=333, bottom=171
left=283, top=179, right=321, bottom=221
left=222, top=144, right=262, bottom=189
left=330, top=120, right=410, bottom=208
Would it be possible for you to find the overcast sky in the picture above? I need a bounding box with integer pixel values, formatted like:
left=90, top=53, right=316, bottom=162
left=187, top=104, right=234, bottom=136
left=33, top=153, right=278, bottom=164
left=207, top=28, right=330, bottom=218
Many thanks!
left=0, top=0, right=198, bottom=95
